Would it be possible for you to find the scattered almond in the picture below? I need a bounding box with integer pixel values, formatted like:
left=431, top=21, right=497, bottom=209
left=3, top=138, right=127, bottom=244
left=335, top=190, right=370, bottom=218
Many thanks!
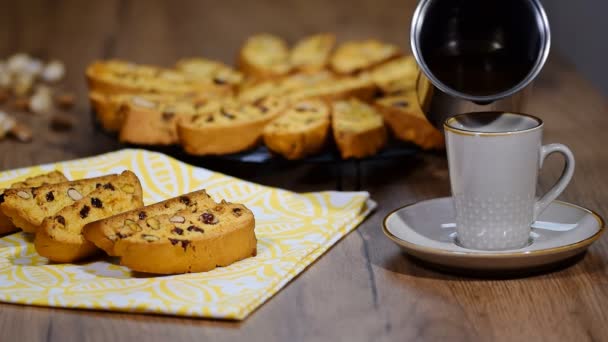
left=0, top=111, right=16, bottom=138
left=29, top=86, right=53, bottom=114
left=41, top=60, right=65, bottom=83
left=55, top=93, right=75, bottom=110
left=10, top=122, right=32, bottom=142
left=13, top=97, right=29, bottom=111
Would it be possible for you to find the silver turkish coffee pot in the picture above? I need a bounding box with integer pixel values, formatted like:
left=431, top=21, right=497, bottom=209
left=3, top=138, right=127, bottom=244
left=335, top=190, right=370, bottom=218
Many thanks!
left=410, top=0, right=551, bottom=127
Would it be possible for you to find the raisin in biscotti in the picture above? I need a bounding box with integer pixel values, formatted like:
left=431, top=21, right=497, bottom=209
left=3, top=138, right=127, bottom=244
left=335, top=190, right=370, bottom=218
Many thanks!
left=289, top=33, right=336, bottom=72
left=375, top=93, right=444, bottom=150
left=111, top=195, right=256, bottom=274
left=1, top=172, right=139, bottom=234
left=263, top=99, right=331, bottom=160
left=0, top=171, right=68, bottom=235
left=119, top=96, right=224, bottom=145
left=34, top=171, right=143, bottom=263
left=238, top=34, right=291, bottom=79
left=83, top=190, right=216, bottom=256
left=177, top=97, right=288, bottom=155
left=332, top=98, right=388, bottom=159
left=330, top=40, right=401, bottom=74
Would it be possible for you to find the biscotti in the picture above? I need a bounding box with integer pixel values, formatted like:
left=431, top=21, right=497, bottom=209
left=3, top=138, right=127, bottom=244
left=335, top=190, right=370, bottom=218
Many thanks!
left=83, top=190, right=216, bottom=256
left=290, top=33, right=336, bottom=72
left=370, top=56, right=418, bottom=94
left=238, top=34, right=291, bottom=79
left=177, top=97, right=288, bottom=155
left=263, top=99, right=331, bottom=160
left=0, top=171, right=68, bottom=235
left=110, top=194, right=256, bottom=274
left=119, top=96, right=224, bottom=145
left=90, top=92, right=184, bottom=132
left=175, top=58, right=243, bottom=89
left=0, top=172, right=140, bottom=234
left=86, top=60, right=223, bottom=96
left=330, top=40, right=401, bottom=74
left=375, top=93, right=444, bottom=150
left=34, top=171, right=144, bottom=263
left=332, top=98, right=387, bottom=158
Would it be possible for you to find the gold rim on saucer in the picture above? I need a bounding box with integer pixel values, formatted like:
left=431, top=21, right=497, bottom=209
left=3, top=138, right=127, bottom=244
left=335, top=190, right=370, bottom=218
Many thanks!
left=382, top=199, right=605, bottom=258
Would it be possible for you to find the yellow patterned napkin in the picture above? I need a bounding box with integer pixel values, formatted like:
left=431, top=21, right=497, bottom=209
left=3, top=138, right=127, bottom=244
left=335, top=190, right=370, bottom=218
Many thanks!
left=0, top=149, right=374, bottom=319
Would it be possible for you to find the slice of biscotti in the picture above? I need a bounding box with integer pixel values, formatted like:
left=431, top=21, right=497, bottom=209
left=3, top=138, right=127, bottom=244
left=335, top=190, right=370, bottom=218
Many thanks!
left=89, top=91, right=185, bottom=132
left=175, top=58, right=244, bottom=89
left=119, top=96, right=224, bottom=145
left=370, top=56, right=418, bottom=94
left=286, top=73, right=375, bottom=103
left=332, top=98, right=388, bottom=159
left=330, top=40, right=401, bottom=74
left=374, top=93, right=444, bottom=150
left=0, top=171, right=68, bottom=235
left=86, top=60, right=225, bottom=97
left=177, top=97, right=288, bottom=155
left=111, top=196, right=256, bottom=274
left=238, top=34, right=291, bottom=79
left=263, top=99, right=331, bottom=160
left=83, top=190, right=216, bottom=256
left=34, top=171, right=144, bottom=263
left=0, top=172, right=140, bottom=234
left=289, top=33, right=336, bottom=72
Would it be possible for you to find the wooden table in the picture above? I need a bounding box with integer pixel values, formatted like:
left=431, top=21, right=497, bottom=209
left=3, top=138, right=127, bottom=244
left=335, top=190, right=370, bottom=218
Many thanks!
left=1, top=1, right=608, bottom=341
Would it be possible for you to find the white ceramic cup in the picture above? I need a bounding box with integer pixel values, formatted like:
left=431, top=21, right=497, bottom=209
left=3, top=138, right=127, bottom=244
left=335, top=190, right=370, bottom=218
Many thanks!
left=444, top=112, right=575, bottom=250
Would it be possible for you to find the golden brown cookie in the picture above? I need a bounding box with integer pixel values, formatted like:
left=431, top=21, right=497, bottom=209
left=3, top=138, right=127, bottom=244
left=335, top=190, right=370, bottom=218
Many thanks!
left=0, top=171, right=68, bottom=235
left=263, top=99, right=331, bottom=160
left=332, top=98, right=387, bottom=158
left=34, top=171, right=144, bottom=263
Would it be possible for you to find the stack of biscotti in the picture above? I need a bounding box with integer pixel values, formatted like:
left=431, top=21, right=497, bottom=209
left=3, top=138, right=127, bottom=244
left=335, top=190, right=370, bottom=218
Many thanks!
left=83, top=189, right=257, bottom=274
left=86, top=33, right=444, bottom=160
left=0, top=171, right=68, bottom=235
left=0, top=171, right=144, bottom=262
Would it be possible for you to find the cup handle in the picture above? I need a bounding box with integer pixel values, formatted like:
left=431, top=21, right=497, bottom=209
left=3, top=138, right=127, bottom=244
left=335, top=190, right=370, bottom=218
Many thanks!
left=534, top=143, right=575, bottom=220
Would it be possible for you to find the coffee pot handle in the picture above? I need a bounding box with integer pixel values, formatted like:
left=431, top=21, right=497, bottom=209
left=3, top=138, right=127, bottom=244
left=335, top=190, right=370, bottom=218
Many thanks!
left=534, top=144, right=575, bottom=220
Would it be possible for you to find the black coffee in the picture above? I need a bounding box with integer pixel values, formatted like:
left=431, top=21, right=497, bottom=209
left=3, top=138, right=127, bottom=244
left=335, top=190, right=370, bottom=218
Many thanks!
left=418, top=0, right=543, bottom=98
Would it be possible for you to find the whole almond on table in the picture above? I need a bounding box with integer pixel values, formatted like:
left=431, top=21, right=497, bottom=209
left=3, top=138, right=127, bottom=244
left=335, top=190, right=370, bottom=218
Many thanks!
left=55, top=93, right=75, bottom=110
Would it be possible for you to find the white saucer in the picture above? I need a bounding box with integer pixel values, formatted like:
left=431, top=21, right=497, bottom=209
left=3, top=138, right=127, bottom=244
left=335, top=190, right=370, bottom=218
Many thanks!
left=383, top=197, right=605, bottom=273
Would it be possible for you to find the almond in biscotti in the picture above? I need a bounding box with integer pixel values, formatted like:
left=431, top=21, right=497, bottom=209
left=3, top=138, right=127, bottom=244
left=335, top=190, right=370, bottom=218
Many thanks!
left=263, top=99, right=331, bottom=160
left=33, top=171, right=144, bottom=263
left=290, top=33, right=336, bottom=72
left=83, top=189, right=216, bottom=256
left=97, top=191, right=257, bottom=274
left=238, top=34, right=291, bottom=78
left=330, top=39, right=401, bottom=74
left=0, top=171, right=141, bottom=235
left=331, top=98, right=387, bottom=159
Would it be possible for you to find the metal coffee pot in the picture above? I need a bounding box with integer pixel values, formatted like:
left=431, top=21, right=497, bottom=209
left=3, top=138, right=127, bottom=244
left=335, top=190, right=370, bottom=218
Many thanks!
left=410, top=0, right=551, bottom=127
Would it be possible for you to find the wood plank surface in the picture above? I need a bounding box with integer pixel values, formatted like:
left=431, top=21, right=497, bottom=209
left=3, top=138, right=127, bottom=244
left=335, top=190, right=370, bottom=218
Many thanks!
left=0, top=1, right=607, bottom=341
